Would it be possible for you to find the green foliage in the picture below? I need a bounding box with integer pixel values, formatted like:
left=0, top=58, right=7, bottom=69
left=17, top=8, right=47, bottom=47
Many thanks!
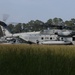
left=8, top=24, right=15, bottom=33
left=53, top=18, right=63, bottom=25
left=0, top=17, right=75, bottom=35
left=46, top=19, right=53, bottom=25
left=14, top=23, right=22, bottom=33
left=7, top=17, right=75, bottom=33
left=65, top=21, right=74, bottom=26
left=0, top=45, right=75, bottom=75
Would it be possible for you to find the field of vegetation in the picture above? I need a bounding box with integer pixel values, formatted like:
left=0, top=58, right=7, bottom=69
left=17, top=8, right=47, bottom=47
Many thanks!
left=0, top=44, right=75, bottom=75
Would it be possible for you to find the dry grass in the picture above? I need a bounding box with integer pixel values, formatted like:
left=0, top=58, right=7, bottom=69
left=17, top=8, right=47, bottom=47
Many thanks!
left=0, top=44, right=75, bottom=75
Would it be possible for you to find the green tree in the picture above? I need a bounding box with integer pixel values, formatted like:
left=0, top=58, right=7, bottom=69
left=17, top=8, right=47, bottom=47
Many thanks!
left=53, top=17, right=63, bottom=25
left=46, top=19, right=53, bottom=26
left=65, top=21, right=74, bottom=26
left=27, top=20, right=44, bottom=31
left=53, top=17, right=58, bottom=25
left=8, top=24, right=15, bottom=33
left=71, top=18, right=75, bottom=25
left=33, top=20, right=44, bottom=31
left=14, top=23, right=22, bottom=33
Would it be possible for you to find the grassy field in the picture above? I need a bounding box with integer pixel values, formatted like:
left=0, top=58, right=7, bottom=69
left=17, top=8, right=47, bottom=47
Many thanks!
left=0, top=44, right=75, bottom=75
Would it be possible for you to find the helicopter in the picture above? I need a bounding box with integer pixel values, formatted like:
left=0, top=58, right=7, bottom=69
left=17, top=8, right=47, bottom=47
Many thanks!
left=0, top=21, right=75, bottom=45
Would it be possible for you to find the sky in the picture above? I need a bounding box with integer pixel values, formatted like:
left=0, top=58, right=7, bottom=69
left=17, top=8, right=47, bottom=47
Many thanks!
left=0, top=0, right=75, bottom=23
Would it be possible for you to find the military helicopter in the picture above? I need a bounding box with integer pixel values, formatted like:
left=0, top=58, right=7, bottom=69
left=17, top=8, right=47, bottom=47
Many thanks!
left=0, top=21, right=75, bottom=45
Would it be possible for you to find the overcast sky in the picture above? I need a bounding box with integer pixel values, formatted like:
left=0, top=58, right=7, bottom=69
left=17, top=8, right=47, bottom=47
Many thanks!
left=0, top=0, right=75, bottom=23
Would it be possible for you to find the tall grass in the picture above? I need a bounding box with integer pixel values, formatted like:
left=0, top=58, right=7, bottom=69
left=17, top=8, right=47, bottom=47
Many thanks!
left=0, top=44, right=75, bottom=75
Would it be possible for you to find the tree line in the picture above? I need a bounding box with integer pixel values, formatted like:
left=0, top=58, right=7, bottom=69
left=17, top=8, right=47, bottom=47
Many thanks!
left=0, top=17, right=75, bottom=36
